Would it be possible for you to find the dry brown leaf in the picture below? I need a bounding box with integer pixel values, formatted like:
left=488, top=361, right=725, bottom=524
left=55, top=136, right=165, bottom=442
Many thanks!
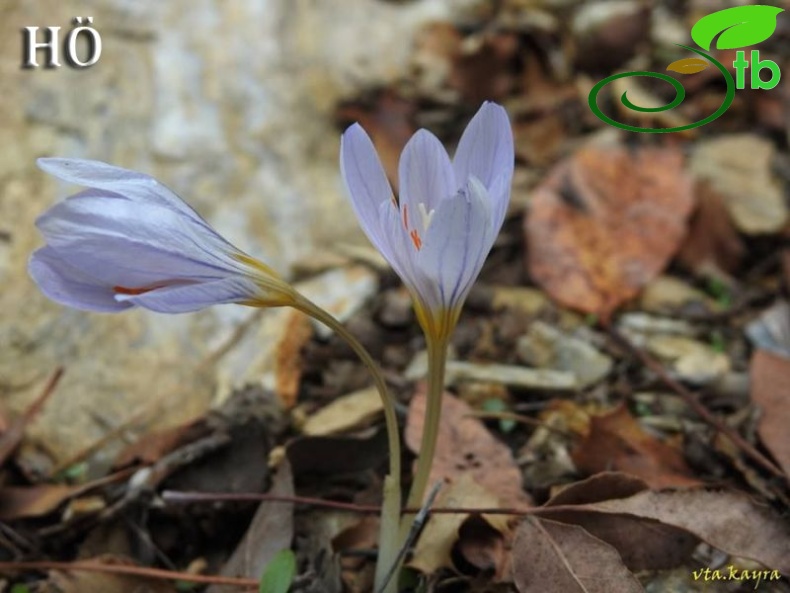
left=449, top=32, right=519, bottom=105
left=678, top=181, right=744, bottom=279
left=0, top=484, right=82, bottom=520
left=512, top=517, right=645, bottom=593
left=207, top=461, right=294, bottom=593
left=274, top=309, right=313, bottom=409
left=406, top=388, right=530, bottom=508
left=536, top=508, right=698, bottom=570
left=47, top=557, right=176, bottom=593
left=750, top=349, right=790, bottom=479
left=526, top=145, right=694, bottom=321
left=585, top=489, right=790, bottom=572
left=114, top=417, right=209, bottom=468
left=571, top=404, right=700, bottom=489
left=455, top=513, right=511, bottom=580
left=409, top=473, right=505, bottom=575
left=545, top=472, right=649, bottom=507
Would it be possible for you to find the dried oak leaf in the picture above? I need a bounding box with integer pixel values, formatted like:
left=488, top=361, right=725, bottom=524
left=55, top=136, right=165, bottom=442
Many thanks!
left=48, top=556, right=177, bottom=593
left=677, top=181, right=744, bottom=279
left=750, top=349, right=790, bottom=479
left=410, top=473, right=507, bottom=575
left=526, top=145, right=694, bottom=321
left=405, top=388, right=530, bottom=508
left=571, top=404, right=700, bottom=489
left=582, top=489, right=790, bottom=572
left=512, top=517, right=645, bottom=593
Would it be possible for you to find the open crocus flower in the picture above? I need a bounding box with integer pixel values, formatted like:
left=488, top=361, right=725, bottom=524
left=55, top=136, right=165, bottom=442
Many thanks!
left=29, top=158, right=297, bottom=314
left=340, top=101, right=513, bottom=339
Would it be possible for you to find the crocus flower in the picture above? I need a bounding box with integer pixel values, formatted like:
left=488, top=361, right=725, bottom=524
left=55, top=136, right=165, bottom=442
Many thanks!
left=340, top=101, right=513, bottom=339
left=29, top=158, right=297, bottom=313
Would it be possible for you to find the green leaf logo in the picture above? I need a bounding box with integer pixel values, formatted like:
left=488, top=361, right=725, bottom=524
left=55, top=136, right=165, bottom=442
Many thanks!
left=691, top=5, right=784, bottom=50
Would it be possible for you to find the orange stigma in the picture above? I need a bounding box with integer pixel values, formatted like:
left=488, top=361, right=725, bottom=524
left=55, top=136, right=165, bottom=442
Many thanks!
left=409, top=229, right=422, bottom=250
left=113, top=285, right=157, bottom=296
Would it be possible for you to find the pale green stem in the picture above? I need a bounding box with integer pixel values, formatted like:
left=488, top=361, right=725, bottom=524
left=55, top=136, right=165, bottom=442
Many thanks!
left=405, top=334, right=449, bottom=511
left=291, top=294, right=402, bottom=593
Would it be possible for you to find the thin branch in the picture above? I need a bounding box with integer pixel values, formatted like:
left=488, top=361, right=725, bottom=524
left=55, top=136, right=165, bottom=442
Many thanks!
left=607, top=325, right=784, bottom=479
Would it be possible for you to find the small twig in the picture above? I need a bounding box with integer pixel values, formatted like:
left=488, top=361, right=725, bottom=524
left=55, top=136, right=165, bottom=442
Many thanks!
left=466, top=410, right=579, bottom=438
left=607, top=325, right=784, bottom=479
left=377, top=481, right=443, bottom=593
left=0, top=560, right=257, bottom=588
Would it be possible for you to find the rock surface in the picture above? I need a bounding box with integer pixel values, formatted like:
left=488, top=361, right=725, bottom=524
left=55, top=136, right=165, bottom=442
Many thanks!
left=1, top=0, right=477, bottom=465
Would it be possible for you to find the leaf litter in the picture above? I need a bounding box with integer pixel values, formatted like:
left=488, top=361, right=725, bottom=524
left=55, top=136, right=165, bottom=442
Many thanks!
left=5, top=2, right=790, bottom=592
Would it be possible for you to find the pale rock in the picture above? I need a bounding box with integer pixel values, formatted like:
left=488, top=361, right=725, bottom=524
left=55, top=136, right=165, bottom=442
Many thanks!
left=645, top=335, right=730, bottom=385
left=3, top=0, right=482, bottom=465
left=300, top=386, right=383, bottom=436
left=640, top=275, right=717, bottom=313
left=517, top=321, right=612, bottom=388
left=690, top=135, right=787, bottom=234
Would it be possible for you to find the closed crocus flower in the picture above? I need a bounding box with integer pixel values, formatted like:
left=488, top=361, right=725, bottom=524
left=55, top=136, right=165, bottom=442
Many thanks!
left=340, top=101, right=513, bottom=339
left=29, top=158, right=297, bottom=313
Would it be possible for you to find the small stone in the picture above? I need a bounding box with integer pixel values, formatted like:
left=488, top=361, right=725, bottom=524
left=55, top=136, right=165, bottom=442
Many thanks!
left=301, top=387, right=383, bottom=436
left=646, top=335, right=730, bottom=385
left=490, top=286, right=549, bottom=316
left=378, top=288, right=414, bottom=328
left=640, top=275, right=716, bottom=314
left=517, top=321, right=612, bottom=388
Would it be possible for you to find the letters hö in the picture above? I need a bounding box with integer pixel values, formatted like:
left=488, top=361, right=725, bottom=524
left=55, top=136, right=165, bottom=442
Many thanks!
left=22, top=16, right=101, bottom=69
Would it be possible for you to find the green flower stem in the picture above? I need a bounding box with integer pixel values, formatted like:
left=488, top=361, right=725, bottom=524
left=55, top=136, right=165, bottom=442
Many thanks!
left=405, top=333, right=449, bottom=512
left=291, top=294, right=403, bottom=593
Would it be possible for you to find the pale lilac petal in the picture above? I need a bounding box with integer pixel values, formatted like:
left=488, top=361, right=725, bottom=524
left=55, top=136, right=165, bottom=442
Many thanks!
left=28, top=247, right=130, bottom=312
left=36, top=193, right=244, bottom=287
left=340, top=124, right=396, bottom=258
left=452, top=102, right=513, bottom=208
left=36, top=158, right=206, bottom=224
left=417, top=177, right=494, bottom=310
left=116, top=277, right=261, bottom=313
left=398, top=129, right=456, bottom=218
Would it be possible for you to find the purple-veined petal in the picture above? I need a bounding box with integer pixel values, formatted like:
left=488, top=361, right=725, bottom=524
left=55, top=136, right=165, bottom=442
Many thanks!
left=116, top=276, right=262, bottom=313
left=417, top=177, right=494, bottom=311
left=36, top=158, right=209, bottom=226
left=28, top=247, right=130, bottom=312
left=340, top=124, right=396, bottom=259
left=398, top=129, right=456, bottom=221
left=452, top=102, right=514, bottom=198
left=36, top=193, right=246, bottom=287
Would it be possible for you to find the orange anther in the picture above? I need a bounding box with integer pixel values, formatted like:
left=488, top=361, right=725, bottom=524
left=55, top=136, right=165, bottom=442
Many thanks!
left=410, top=229, right=422, bottom=250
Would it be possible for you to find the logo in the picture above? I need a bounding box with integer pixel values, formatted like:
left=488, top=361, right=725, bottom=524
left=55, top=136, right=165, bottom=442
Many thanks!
left=588, top=5, right=784, bottom=133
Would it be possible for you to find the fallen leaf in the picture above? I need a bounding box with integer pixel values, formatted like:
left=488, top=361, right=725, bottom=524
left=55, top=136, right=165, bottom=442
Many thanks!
left=274, top=310, right=313, bottom=409
left=454, top=513, right=510, bottom=580
left=583, top=489, right=790, bottom=572
left=301, top=387, right=382, bottom=436
left=666, top=57, right=709, bottom=74
left=526, top=145, right=694, bottom=321
left=690, top=134, right=787, bottom=234
left=0, top=484, right=82, bottom=521
left=449, top=32, right=519, bottom=105
left=535, top=508, right=698, bottom=570
left=48, top=557, right=177, bottom=593
left=571, top=404, right=700, bottom=489
left=409, top=474, right=505, bottom=575
left=114, top=417, right=210, bottom=468
left=677, top=181, right=744, bottom=279
left=545, top=472, right=649, bottom=507
left=207, top=461, right=294, bottom=593
left=406, top=389, right=530, bottom=508
left=512, top=517, right=645, bottom=593
left=750, top=349, right=790, bottom=479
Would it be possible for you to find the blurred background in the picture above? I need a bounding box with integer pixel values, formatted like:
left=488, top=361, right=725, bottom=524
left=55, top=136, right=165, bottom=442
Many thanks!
left=1, top=0, right=787, bottom=473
